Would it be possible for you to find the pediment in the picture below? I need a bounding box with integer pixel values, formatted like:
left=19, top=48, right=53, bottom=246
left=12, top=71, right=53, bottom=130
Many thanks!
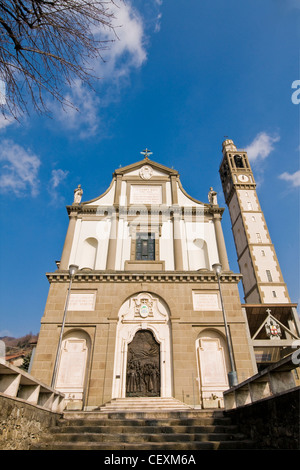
left=77, top=157, right=215, bottom=209
left=114, top=158, right=178, bottom=179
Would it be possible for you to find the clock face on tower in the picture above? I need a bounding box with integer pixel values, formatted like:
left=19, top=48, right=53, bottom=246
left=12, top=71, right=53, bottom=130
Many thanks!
left=237, top=174, right=249, bottom=182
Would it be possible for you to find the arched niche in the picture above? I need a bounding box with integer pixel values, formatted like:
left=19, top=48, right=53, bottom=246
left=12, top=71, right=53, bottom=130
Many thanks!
left=112, top=292, right=173, bottom=399
left=195, top=329, right=230, bottom=408
left=81, top=237, right=98, bottom=269
left=55, top=329, right=91, bottom=410
left=191, top=238, right=209, bottom=270
left=126, top=330, right=161, bottom=397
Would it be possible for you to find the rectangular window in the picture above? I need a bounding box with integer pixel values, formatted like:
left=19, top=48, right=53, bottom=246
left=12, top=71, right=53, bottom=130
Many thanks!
left=261, top=250, right=265, bottom=256
left=256, top=233, right=262, bottom=243
left=266, top=270, right=273, bottom=282
left=136, top=233, right=155, bottom=260
left=247, top=202, right=253, bottom=210
left=272, top=291, right=277, bottom=298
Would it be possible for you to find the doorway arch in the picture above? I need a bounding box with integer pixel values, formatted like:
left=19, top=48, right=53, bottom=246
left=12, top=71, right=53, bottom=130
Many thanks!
left=112, top=292, right=173, bottom=399
left=126, top=330, right=160, bottom=397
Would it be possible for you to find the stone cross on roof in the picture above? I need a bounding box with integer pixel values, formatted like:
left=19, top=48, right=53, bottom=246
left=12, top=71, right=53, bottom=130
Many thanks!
left=140, top=148, right=153, bottom=159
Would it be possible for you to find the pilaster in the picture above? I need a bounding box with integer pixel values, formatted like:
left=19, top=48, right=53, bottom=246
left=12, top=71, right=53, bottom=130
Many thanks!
left=213, top=213, right=230, bottom=271
left=59, top=209, right=78, bottom=270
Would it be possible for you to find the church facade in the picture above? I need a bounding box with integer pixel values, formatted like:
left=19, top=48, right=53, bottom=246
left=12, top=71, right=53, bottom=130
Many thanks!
left=31, top=141, right=298, bottom=411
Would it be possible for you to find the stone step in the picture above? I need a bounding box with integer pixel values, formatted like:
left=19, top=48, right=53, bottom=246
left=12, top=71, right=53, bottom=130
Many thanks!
left=31, top=439, right=255, bottom=451
left=98, top=397, right=193, bottom=412
left=60, top=416, right=231, bottom=428
left=50, top=424, right=240, bottom=434
left=41, top=431, right=246, bottom=444
left=29, top=405, right=257, bottom=450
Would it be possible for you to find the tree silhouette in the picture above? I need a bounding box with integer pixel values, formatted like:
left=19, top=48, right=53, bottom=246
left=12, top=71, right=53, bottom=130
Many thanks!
left=0, top=0, right=120, bottom=117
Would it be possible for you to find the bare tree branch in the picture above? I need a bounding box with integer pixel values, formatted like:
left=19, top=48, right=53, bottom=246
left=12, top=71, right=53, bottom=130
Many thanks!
left=0, top=0, right=121, bottom=117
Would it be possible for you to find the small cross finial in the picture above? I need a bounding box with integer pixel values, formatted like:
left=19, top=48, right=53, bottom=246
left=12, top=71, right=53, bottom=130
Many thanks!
left=140, top=148, right=153, bottom=159
left=266, top=308, right=272, bottom=315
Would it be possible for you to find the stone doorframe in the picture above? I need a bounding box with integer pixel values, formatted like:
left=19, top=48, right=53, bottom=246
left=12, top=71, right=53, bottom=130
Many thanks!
left=112, top=292, right=173, bottom=399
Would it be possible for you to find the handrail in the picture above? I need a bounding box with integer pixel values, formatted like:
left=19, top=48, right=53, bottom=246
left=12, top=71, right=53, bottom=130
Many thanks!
left=0, top=358, right=65, bottom=413
left=223, top=353, right=299, bottom=410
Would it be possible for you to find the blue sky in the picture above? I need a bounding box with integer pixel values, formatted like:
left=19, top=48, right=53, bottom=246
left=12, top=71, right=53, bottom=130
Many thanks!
left=0, top=0, right=299, bottom=337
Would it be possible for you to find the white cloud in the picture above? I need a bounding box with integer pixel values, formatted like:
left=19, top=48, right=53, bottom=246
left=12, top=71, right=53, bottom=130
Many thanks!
left=47, top=2, right=148, bottom=137
left=48, top=168, right=69, bottom=204
left=154, top=13, right=162, bottom=33
left=0, top=140, right=41, bottom=196
left=246, top=132, right=280, bottom=162
left=279, top=170, right=300, bottom=187
left=0, top=113, right=14, bottom=130
left=50, top=169, right=69, bottom=188
left=286, top=0, right=300, bottom=10
left=50, top=79, right=101, bottom=138
left=95, top=1, right=147, bottom=79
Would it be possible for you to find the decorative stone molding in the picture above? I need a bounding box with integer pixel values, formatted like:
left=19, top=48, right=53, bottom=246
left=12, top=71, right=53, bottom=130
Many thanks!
left=139, top=165, right=153, bottom=180
left=46, top=270, right=241, bottom=284
left=66, top=204, right=225, bottom=218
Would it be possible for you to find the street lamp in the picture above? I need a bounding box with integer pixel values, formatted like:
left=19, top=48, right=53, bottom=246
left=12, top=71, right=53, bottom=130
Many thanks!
left=51, top=264, right=78, bottom=389
left=212, top=263, right=238, bottom=387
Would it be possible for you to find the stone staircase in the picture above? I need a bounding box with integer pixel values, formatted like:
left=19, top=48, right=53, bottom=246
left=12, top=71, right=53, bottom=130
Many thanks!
left=30, top=398, right=256, bottom=450
left=98, top=397, right=193, bottom=412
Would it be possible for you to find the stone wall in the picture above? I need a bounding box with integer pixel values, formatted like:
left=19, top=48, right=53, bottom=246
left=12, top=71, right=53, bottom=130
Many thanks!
left=0, top=393, right=61, bottom=450
left=225, top=388, right=300, bottom=450
left=31, top=273, right=255, bottom=409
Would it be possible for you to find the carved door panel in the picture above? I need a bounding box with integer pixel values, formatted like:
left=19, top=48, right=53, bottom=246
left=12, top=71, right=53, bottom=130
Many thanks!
left=126, top=330, right=160, bottom=397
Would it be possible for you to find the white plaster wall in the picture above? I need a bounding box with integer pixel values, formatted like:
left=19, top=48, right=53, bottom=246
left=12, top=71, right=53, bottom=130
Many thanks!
left=69, top=219, right=82, bottom=268
left=85, top=181, right=116, bottom=206
left=160, top=220, right=175, bottom=270
left=243, top=212, right=269, bottom=244
left=69, top=219, right=110, bottom=270
left=260, top=286, right=289, bottom=303
left=119, top=220, right=131, bottom=270
left=177, top=183, right=204, bottom=207
left=238, top=189, right=260, bottom=212
left=184, top=221, right=214, bottom=270
left=252, top=246, right=281, bottom=283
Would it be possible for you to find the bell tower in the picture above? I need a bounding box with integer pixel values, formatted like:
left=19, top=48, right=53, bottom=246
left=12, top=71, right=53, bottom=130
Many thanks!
left=219, top=139, right=290, bottom=304
left=219, top=138, right=300, bottom=372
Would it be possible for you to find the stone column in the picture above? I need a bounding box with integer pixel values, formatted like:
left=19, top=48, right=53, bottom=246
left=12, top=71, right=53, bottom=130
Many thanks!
left=213, top=213, right=230, bottom=271
left=173, top=210, right=183, bottom=271
left=59, top=210, right=77, bottom=270
left=106, top=212, right=118, bottom=270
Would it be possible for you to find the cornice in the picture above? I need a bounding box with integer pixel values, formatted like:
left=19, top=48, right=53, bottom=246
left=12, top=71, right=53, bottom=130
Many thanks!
left=46, top=270, right=242, bottom=284
left=66, top=204, right=225, bottom=217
